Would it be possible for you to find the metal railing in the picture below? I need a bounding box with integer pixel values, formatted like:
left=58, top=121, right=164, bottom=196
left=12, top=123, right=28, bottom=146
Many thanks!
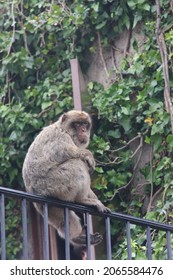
left=0, top=186, right=173, bottom=260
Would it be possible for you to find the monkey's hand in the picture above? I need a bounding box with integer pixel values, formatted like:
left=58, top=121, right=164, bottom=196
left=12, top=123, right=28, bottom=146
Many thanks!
left=95, top=200, right=111, bottom=213
left=81, top=150, right=96, bottom=174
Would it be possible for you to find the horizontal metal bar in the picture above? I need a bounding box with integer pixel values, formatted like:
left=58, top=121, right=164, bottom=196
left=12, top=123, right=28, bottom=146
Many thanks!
left=1, top=186, right=173, bottom=232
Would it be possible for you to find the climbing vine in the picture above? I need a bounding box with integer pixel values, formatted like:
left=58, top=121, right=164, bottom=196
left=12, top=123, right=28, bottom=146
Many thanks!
left=88, top=0, right=173, bottom=259
left=0, top=0, right=173, bottom=259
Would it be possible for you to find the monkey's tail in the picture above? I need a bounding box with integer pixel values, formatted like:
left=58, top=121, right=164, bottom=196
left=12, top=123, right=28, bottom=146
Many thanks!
left=33, top=202, right=44, bottom=217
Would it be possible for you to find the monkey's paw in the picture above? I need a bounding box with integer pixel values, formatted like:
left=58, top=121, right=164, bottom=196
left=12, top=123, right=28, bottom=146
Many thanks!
left=96, top=202, right=111, bottom=214
left=90, top=232, right=103, bottom=246
left=72, top=232, right=103, bottom=246
left=85, top=153, right=96, bottom=174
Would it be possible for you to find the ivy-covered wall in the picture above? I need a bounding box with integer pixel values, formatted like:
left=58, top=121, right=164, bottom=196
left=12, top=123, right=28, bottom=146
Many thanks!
left=0, top=0, right=173, bottom=259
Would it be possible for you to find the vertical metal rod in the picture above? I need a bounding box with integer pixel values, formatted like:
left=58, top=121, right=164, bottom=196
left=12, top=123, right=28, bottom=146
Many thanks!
left=105, top=216, right=112, bottom=260
left=43, top=203, right=49, bottom=260
left=70, top=58, right=82, bottom=111
left=166, top=230, right=172, bottom=260
left=22, top=199, right=28, bottom=259
left=0, top=194, right=6, bottom=260
left=85, top=212, right=91, bottom=260
left=146, top=226, right=152, bottom=260
left=126, top=221, right=132, bottom=260
left=70, top=57, right=95, bottom=260
left=64, top=207, right=70, bottom=260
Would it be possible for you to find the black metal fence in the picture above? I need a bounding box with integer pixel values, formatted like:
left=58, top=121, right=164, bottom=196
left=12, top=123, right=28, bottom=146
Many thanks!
left=0, top=186, right=173, bottom=260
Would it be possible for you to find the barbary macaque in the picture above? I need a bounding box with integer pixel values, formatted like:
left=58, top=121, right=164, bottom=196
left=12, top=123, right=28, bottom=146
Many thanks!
left=22, top=110, right=110, bottom=246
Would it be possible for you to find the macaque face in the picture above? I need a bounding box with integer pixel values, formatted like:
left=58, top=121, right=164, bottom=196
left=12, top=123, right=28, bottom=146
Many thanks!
left=71, top=120, right=91, bottom=147
left=61, top=111, right=91, bottom=148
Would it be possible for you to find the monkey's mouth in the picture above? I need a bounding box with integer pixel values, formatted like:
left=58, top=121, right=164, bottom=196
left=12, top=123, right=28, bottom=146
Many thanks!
left=80, top=139, right=87, bottom=144
left=78, top=135, right=88, bottom=144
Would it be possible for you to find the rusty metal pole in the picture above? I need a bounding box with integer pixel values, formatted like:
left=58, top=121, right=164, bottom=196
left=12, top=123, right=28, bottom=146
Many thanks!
left=70, top=58, right=82, bottom=111
left=70, top=57, right=95, bottom=260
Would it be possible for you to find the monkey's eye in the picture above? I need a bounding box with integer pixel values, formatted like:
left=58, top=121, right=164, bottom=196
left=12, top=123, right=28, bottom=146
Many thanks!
left=71, top=121, right=90, bottom=130
left=71, top=122, right=80, bottom=129
left=84, top=122, right=90, bottom=130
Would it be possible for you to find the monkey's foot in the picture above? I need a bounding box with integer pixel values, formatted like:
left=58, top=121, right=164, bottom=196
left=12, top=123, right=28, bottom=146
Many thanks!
left=72, top=232, right=103, bottom=246
left=90, top=232, right=103, bottom=245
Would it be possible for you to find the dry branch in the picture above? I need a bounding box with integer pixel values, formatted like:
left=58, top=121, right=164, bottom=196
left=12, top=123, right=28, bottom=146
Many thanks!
left=7, top=0, right=16, bottom=56
left=108, top=134, right=144, bottom=201
left=147, top=147, right=154, bottom=213
left=171, top=0, right=173, bottom=13
left=124, top=26, right=132, bottom=58
left=155, top=0, right=173, bottom=134
left=97, top=32, right=109, bottom=77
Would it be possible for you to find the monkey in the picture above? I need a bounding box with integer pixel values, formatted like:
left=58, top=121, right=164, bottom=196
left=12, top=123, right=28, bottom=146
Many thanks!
left=73, top=245, right=87, bottom=260
left=22, top=110, right=110, bottom=246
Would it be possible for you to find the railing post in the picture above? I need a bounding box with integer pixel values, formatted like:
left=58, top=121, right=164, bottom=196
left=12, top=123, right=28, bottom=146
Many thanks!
left=0, top=194, right=6, bottom=260
left=85, top=212, right=91, bottom=260
left=126, top=221, right=132, bottom=260
left=70, top=58, right=82, bottom=111
left=22, top=198, right=28, bottom=259
left=166, top=230, right=172, bottom=260
left=43, top=203, right=50, bottom=260
left=70, top=58, right=95, bottom=260
left=105, top=216, right=112, bottom=260
left=64, top=207, right=70, bottom=260
left=146, top=226, right=152, bottom=260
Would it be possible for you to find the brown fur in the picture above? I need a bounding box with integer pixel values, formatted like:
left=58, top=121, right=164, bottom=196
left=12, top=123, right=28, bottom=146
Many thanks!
left=22, top=110, right=109, bottom=245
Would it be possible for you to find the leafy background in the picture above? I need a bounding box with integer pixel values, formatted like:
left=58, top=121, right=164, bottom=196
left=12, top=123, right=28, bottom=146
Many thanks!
left=0, top=0, right=173, bottom=259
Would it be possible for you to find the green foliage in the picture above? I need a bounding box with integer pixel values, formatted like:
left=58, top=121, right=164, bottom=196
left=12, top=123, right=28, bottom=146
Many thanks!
left=0, top=0, right=74, bottom=259
left=4, top=198, right=23, bottom=259
left=0, top=0, right=173, bottom=259
left=87, top=0, right=173, bottom=259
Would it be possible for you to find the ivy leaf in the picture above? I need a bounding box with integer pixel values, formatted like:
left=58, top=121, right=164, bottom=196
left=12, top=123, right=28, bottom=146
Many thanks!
left=119, top=117, right=131, bottom=133
left=108, top=129, right=121, bottom=139
left=151, top=124, right=159, bottom=136
left=41, top=101, right=52, bottom=110
left=143, top=4, right=151, bottom=11
left=96, top=21, right=107, bottom=30
left=145, top=135, right=151, bottom=144
left=133, top=14, right=142, bottom=29
left=151, top=134, right=162, bottom=151
left=95, top=167, right=104, bottom=173
left=9, top=131, right=18, bottom=141
left=166, top=134, right=173, bottom=152
left=127, top=0, right=136, bottom=9
left=144, top=117, right=154, bottom=126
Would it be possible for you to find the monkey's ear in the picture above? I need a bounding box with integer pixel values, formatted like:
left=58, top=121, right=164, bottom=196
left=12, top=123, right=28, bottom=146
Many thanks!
left=61, top=113, right=68, bottom=123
